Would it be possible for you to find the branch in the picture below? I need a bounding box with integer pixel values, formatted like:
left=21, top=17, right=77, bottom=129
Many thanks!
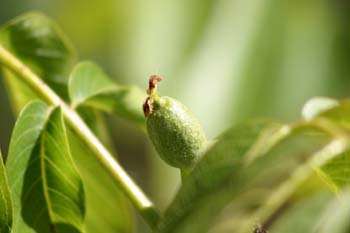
left=0, top=44, right=160, bottom=228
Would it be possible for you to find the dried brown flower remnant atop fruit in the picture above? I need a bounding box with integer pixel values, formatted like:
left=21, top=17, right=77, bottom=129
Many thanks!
left=148, top=75, right=163, bottom=95
left=143, top=75, right=163, bottom=116
left=143, top=97, right=152, bottom=116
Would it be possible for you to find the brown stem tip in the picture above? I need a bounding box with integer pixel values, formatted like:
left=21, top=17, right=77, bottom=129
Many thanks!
left=143, top=97, right=153, bottom=117
left=148, top=75, right=163, bottom=93
left=144, top=75, right=163, bottom=117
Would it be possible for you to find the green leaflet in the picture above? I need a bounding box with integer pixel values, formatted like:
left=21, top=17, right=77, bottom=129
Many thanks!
left=270, top=192, right=350, bottom=233
left=0, top=13, right=134, bottom=232
left=302, top=98, right=350, bottom=129
left=0, top=150, right=13, bottom=233
left=157, top=115, right=349, bottom=233
left=211, top=191, right=350, bottom=233
left=302, top=97, right=340, bottom=121
left=318, top=99, right=350, bottom=130
left=312, top=99, right=350, bottom=192
left=6, top=101, right=85, bottom=233
left=0, top=12, right=76, bottom=112
left=68, top=61, right=146, bottom=124
left=67, top=108, right=134, bottom=233
left=317, top=150, right=350, bottom=192
left=235, top=136, right=349, bottom=233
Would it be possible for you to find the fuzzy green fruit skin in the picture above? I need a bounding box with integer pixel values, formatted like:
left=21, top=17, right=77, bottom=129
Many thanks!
left=146, top=96, right=207, bottom=169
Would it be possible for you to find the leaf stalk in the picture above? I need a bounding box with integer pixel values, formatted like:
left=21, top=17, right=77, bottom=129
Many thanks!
left=0, top=44, right=160, bottom=229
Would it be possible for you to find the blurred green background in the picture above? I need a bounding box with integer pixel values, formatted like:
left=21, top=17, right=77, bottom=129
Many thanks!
left=0, top=0, right=349, bottom=229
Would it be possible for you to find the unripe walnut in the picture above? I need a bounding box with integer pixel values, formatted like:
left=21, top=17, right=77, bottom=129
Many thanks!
left=143, top=76, right=207, bottom=169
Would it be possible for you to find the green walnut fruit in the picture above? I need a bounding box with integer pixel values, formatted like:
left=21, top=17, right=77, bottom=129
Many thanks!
left=144, top=76, right=207, bottom=169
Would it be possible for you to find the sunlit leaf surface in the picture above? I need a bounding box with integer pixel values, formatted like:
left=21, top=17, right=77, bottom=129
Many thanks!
left=0, top=12, right=76, bottom=112
left=0, top=13, right=134, bottom=232
left=6, top=101, right=85, bottom=233
left=0, top=150, right=12, bottom=233
left=315, top=99, right=350, bottom=192
left=68, top=61, right=146, bottom=123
